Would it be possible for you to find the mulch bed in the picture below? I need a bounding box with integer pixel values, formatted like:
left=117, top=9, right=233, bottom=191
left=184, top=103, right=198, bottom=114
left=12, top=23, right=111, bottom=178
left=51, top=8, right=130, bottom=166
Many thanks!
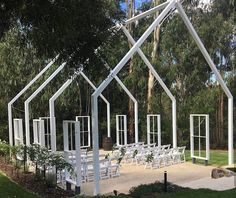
left=0, top=158, right=74, bottom=198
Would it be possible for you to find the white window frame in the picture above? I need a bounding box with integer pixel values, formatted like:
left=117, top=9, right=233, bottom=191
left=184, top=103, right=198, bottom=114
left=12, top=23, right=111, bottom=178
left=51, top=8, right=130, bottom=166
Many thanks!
left=147, top=114, right=161, bottom=147
left=116, top=115, right=127, bottom=145
left=63, top=120, right=81, bottom=151
left=13, top=118, right=23, bottom=146
left=33, top=119, right=45, bottom=146
left=75, top=116, right=91, bottom=148
left=190, top=114, right=210, bottom=161
left=39, top=117, right=51, bottom=149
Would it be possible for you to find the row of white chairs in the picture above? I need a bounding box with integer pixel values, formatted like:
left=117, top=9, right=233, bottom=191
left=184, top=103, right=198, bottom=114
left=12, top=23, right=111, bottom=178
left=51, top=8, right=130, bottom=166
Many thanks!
left=60, top=150, right=120, bottom=185
left=115, top=143, right=186, bottom=169
left=144, top=146, right=186, bottom=169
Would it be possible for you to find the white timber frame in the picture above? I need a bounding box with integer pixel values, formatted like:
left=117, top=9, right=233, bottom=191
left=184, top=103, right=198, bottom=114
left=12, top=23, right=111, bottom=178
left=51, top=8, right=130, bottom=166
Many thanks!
left=91, top=0, right=234, bottom=194
left=96, top=55, right=139, bottom=143
left=39, top=117, right=51, bottom=149
left=147, top=114, right=161, bottom=147
left=33, top=119, right=45, bottom=146
left=13, top=118, right=23, bottom=146
left=24, top=61, right=67, bottom=147
left=75, top=116, right=90, bottom=148
left=63, top=120, right=82, bottom=192
left=120, top=25, right=176, bottom=148
left=8, top=55, right=59, bottom=146
left=115, top=76, right=139, bottom=143
left=190, top=114, right=209, bottom=161
left=49, top=70, right=110, bottom=152
left=63, top=120, right=76, bottom=151
left=116, top=115, right=128, bottom=145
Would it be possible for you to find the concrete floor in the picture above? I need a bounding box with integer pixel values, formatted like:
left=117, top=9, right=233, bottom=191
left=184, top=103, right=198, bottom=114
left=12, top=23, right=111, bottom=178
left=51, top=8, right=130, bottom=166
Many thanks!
left=80, top=162, right=235, bottom=196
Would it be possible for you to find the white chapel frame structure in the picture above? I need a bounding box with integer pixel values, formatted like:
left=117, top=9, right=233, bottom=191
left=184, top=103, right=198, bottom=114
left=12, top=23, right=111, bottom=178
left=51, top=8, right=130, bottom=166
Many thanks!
left=49, top=70, right=110, bottom=152
left=8, top=55, right=59, bottom=146
left=91, top=0, right=234, bottom=195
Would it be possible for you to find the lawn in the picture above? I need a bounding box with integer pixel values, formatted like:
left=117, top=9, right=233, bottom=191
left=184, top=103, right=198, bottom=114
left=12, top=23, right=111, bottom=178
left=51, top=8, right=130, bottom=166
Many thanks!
left=185, top=150, right=229, bottom=167
left=161, top=188, right=236, bottom=198
left=0, top=171, right=40, bottom=198
left=77, top=187, right=236, bottom=198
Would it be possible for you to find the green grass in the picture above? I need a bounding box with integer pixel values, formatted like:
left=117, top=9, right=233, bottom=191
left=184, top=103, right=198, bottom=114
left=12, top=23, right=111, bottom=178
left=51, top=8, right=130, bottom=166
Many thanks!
left=185, top=150, right=228, bottom=167
left=162, top=188, right=236, bottom=198
left=77, top=187, right=236, bottom=198
left=128, top=182, right=236, bottom=198
left=0, top=171, right=40, bottom=198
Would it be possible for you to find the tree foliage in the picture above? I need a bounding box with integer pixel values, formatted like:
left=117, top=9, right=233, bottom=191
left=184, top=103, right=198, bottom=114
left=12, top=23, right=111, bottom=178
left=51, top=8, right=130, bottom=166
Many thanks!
left=0, top=0, right=235, bottom=149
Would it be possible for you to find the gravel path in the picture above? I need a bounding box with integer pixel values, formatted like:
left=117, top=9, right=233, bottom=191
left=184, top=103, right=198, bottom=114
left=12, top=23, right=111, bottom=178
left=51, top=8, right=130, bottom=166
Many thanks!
left=80, top=162, right=235, bottom=195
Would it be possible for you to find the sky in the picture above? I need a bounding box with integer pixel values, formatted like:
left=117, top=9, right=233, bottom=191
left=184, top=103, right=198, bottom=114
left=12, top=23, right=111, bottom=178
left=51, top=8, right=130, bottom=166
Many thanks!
left=120, top=0, right=211, bottom=11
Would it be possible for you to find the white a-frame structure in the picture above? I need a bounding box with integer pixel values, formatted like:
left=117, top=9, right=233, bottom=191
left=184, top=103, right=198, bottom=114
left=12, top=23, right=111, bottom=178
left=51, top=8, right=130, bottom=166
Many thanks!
left=49, top=69, right=111, bottom=152
left=8, top=55, right=59, bottom=147
left=91, top=0, right=233, bottom=195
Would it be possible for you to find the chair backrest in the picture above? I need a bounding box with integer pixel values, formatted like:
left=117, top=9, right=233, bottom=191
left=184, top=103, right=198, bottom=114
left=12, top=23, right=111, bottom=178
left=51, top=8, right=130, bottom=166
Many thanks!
left=160, top=144, right=171, bottom=150
left=178, top=146, right=186, bottom=154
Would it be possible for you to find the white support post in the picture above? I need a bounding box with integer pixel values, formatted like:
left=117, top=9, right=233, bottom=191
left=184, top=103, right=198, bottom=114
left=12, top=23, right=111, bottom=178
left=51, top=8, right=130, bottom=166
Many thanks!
left=228, top=98, right=233, bottom=165
left=124, top=115, right=127, bottom=145
left=172, top=101, right=177, bottom=148
left=75, top=121, right=82, bottom=193
left=147, top=116, right=150, bottom=144
left=107, top=104, right=111, bottom=137
left=190, top=115, right=194, bottom=158
left=157, top=116, right=161, bottom=147
left=134, top=102, right=138, bottom=143
left=91, top=2, right=175, bottom=194
left=25, top=62, right=66, bottom=146
left=176, top=2, right=233, bottom=165
left=206, top=115, right=210, bottom=160
left=39, top=119, right=45, bottom=147
left=63, top=121, right=69, bottom=151
left=121, top=25, right=177, bottom=148
left=8, top=55, right=59, bottom=146
left=33, top=119, right=38, bottom=144
left=88, top=117, right=91, bottom=147
left=116, top=116, right=119, bottom=145
left=8, top=105, right=13, bottom=145
left=91, top=95, right=100, bottom=195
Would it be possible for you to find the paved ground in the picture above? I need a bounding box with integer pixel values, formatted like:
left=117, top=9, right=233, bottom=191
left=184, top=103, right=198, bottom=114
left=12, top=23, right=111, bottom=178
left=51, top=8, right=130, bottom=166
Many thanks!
left=80, top=162, right=236, bottom=196
left=179, top=175, right=235, bottom=191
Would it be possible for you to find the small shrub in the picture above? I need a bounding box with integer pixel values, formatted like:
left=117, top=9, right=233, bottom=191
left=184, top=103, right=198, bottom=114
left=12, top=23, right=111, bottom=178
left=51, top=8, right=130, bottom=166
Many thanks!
left=132, top=149, right=138, bottom=158
left=129, top=182, right=186, bottom=197
left=145, top=152, right=154, bottom=163
left=0, top=139, right=11, bottom=163
left=45, top=172, right=57, bottom=188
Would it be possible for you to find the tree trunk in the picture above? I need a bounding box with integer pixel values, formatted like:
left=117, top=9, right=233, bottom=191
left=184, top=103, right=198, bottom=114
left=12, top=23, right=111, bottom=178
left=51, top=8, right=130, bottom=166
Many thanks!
left=215, top=85, right=224, bottom=147
left=86, top=83, right=90, bottom=115
left=126, top=0, right=135, bottom=143
left=147, top=0, right=161, bottom=113
left=215, top=103, right=219, bottom=146
left=78, top=85, right=82, bottom=115
left=219, top=88, right=224, bottom=147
